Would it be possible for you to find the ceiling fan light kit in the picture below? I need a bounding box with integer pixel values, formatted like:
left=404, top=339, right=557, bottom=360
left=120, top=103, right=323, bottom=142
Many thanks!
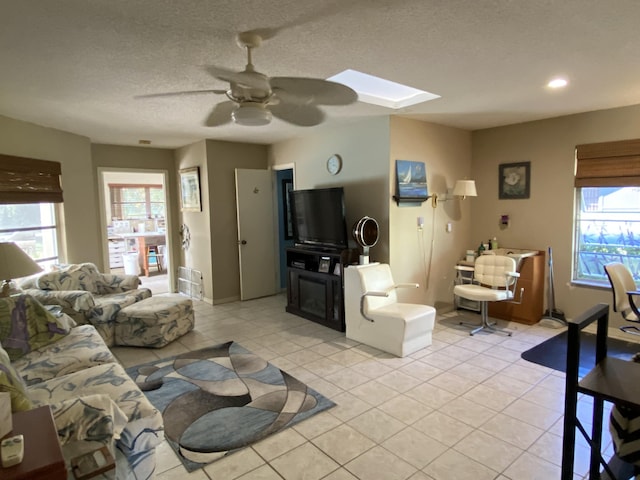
left=232, top=103, right=272, bottom=126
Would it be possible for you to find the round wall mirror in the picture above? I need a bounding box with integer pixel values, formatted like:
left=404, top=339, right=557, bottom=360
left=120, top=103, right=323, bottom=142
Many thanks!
left=352, top=216, right=379, bottom=264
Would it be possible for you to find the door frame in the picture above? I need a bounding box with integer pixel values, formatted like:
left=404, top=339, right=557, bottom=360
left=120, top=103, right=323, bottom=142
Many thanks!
left=97, top=167, right=174, bottom=291
left=271, top=163, right=296, bottom=290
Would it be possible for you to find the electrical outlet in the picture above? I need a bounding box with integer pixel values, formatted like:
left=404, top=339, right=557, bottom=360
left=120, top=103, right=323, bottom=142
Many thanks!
left=446, top=222, right=452, bottom=233
left=417, top=216, right=424, bottom=228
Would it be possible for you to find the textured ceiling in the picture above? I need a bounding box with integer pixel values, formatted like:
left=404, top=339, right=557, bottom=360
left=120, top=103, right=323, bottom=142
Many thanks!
left=2, top=1, right=640, bottom=148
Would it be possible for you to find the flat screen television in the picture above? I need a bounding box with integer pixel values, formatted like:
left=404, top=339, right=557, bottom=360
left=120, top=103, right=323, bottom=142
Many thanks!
left=290, top=187, right=348, bottom=250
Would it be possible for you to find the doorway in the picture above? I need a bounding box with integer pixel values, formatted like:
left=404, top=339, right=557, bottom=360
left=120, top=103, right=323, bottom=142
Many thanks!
left=98, top=168, right=172, bottom=295
left=275, top=168, right=294, bottom=290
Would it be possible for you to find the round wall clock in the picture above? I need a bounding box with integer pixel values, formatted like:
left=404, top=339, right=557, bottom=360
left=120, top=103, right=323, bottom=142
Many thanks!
left=326, top=154, right=342, bottom=175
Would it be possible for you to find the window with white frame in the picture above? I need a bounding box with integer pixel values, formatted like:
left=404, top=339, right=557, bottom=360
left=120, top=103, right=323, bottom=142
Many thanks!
left=574, top=187, right=640, bottom=285
left=109, top=184, right=164, bottom=220
left=0, top=203, right=59, bottom=268
left=573, top=139, right=640, bottom=286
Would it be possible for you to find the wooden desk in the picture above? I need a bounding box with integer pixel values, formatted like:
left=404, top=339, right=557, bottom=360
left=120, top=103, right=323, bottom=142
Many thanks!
left=488, top=250, right=545, bottom=324
left=561, top=303, right=640, bottom=479
left=2, top=406, right=66, bottom=480
left=118, top=233, right=166, bottom=277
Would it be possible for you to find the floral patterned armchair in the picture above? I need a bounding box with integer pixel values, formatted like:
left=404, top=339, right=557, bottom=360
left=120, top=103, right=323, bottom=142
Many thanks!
left=18, top=263, right=152, bottom=346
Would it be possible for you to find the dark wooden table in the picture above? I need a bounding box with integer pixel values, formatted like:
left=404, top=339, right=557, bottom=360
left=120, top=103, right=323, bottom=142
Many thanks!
left=2, top=406, right=66, bottom=480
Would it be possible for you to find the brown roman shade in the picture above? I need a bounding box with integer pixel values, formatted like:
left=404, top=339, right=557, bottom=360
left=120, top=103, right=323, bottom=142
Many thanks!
left=575, top=138, right=640, bottom=187
left=0, top=154, right=63, bottom=203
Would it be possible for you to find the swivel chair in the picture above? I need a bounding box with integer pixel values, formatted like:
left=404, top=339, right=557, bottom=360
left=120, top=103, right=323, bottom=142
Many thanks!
left=603, top=262, right=640, bottom=336
left=344, top=263, right=436, bottom=357
left=453, top=254, right=523, bottom=336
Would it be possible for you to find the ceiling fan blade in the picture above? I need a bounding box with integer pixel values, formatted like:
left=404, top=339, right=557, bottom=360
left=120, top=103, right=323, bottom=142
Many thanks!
left=270, top=77, right=358, bottom=105
left=205, top=66, right=270, bottom=91
left=204, top=101, right=236, bottom=127
left=270, top=103, right=325, bottom=127
left=135, top=89, right=226, bottom=99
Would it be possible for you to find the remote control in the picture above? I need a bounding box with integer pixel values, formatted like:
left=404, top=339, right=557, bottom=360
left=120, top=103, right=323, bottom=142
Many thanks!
left=1, top=434, right=24, bottom=467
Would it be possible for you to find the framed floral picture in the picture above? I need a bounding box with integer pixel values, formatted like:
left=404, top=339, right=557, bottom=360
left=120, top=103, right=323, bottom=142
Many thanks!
left=179, top=167, right=202, bottom=211
left=499, top=161, right=530, bottom=199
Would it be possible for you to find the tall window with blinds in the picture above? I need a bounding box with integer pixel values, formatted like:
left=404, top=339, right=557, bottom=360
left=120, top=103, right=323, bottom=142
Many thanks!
left=574, top=139, right=640, bottom=286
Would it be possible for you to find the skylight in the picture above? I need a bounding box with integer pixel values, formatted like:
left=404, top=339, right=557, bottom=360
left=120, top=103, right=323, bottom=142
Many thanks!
left=328, top=69, right=440, bottom=109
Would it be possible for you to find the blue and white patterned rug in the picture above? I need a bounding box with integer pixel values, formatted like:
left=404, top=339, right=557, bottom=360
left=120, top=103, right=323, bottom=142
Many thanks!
left=126, top=341, right=335, bottom=472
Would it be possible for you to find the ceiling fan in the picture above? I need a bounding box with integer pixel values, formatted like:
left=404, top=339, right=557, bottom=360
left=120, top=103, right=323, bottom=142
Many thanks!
left=138, top=31, right=358, bottom=127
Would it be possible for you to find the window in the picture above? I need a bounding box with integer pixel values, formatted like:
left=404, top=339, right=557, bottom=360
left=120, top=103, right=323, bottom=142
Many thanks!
left=110, top=184, right=164, bottom=220
left=574, top=187, right=640, bottom=285
left=0, top=203, right=59, bottom=267
left=573, top=138, right=640, bottom=286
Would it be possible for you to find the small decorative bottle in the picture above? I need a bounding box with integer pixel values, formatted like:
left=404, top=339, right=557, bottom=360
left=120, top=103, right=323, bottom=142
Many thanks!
left=478, top=242, right=485, bottom=256
left=491, top=237, right=498, bottom=250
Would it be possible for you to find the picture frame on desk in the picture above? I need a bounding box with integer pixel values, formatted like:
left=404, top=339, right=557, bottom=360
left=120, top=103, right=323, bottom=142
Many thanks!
left=179, top=167, right=201, bottom=212
left=318, top=256, right=331, bottom=273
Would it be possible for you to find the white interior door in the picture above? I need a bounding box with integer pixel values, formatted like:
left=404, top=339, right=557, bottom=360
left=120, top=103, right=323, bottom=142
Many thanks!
left=235, top=168, right=277, bottom=300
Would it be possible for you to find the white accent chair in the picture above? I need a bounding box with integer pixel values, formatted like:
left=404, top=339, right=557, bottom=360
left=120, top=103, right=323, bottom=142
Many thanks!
left=604, top=262, right=640, bottom=336
left=344, top=263, right=436, bottom=357
left=453, top=254, right=523, bottom=336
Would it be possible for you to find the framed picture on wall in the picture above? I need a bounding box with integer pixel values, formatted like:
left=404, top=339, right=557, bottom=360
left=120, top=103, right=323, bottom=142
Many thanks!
left=499, top=161, right=530, bottom=199
left=179, top=167, right=202, bottom=211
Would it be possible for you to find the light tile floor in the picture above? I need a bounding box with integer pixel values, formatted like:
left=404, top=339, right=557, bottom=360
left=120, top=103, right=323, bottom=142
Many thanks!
left=110, top=294, right=627, bottom=480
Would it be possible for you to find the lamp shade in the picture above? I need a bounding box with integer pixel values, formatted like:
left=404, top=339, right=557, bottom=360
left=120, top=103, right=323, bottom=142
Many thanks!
left=453, top=180, right=477, bottom=198
left=0, top=242, right=42, bottom=284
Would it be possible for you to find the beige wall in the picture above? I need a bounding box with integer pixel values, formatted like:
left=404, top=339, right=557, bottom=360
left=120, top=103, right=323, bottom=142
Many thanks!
left=270, top=117, right=391, bottom=262
left=0, top=115, right=99, bottom=265
left=206, top=140, right=269, bottom=303
left=389, top=117, right=473, bottom=308
left=471, top=103, right=640, bottom=326
left=175, top=141, right=213, bottom=301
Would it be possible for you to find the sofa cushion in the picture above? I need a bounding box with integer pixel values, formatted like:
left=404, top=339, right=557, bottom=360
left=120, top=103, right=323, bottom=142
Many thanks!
left=12, top=325, right=116, bottom=385
left=27, top=362, right=164, bottom=456
left=0, top=343, right=33, bottom=412
left=36, top=263, right=100, bottom=293
left=51, top=393, right=128, bottom=446
left=0, top=294, right=75, bottom=361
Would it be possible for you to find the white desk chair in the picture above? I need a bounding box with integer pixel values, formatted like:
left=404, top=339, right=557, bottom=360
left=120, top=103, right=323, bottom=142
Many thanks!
left=344, top=263, right=436, bottom=357
left=453, top=254, right=523, bottom=336
left=604, top=262, right=640, bottom=336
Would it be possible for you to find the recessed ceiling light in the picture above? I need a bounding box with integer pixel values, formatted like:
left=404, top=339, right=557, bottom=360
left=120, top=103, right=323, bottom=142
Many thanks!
left=547, top=78, right=568, bottom=89
left=328, top=69, right=440, bottom=109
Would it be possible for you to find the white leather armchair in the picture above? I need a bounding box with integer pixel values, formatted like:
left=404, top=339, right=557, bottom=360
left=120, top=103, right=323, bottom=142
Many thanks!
left=344, top=263, right=436, bottom=357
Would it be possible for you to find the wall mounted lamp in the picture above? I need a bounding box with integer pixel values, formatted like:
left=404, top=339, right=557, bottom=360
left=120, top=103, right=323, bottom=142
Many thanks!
left=431, top=179, right=477, bottom=207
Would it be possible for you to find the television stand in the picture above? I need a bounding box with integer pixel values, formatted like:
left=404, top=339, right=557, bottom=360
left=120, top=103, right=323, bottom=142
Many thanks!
left=285, top=247, right=357, bottom=331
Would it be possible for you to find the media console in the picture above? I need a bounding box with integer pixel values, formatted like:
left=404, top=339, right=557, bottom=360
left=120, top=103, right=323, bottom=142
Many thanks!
left=285, top=247, right=357, bottom=331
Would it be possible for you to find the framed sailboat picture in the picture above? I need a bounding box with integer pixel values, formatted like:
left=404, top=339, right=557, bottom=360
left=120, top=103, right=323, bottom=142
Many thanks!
left=395, top=160, right=428, bottom=200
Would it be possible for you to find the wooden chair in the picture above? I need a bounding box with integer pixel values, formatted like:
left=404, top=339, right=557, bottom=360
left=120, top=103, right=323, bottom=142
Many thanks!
left=145, top=245, right=163, bottom=273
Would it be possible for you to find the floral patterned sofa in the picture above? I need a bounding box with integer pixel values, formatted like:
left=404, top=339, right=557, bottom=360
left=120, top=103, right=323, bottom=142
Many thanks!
left=18, top=263, right=152, bottom=346
left=0, top=293, right=163, bottom=479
